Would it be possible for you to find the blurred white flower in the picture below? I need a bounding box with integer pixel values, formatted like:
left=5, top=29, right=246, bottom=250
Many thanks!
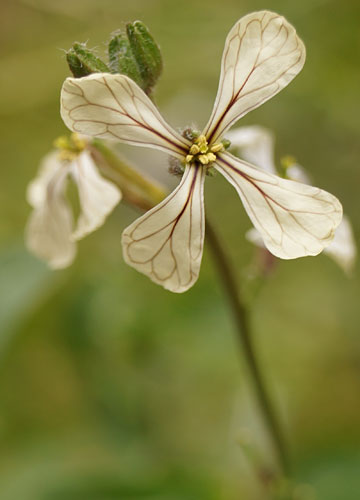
left=26, top=135, right=121, bottom=269
left=61, top=11, right=342, bottom=292
left=229, top=125, right=356, bottom=273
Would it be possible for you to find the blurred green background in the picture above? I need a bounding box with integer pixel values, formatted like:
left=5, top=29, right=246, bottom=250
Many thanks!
left=1, top=0, right=360, bottom=498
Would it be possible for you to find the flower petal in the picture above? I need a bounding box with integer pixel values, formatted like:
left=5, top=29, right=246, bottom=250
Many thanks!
left=25, top=158, right=76, bottom=269
left=227, top=126, right=276, bottom=174
left=215, top=152, right=342, bottom=259
left=245, top=227, right=265, bottom=248
left=61, top=73, right=189, bottom=159
left=324, top=215, right=357, bottom=274
left=204, top=11, right=305, bottom=143
left=286, top=163, right=311, bottom=184
left=27, top=152, right=65, bottom=208
left=122, top=165, right=205, bottom=293
left=70, top=151, right=122, bottom=240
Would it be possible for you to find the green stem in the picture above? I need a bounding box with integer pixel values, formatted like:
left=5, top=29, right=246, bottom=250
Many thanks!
left=205, top=217, right=291, bottom=479
left=91, top=139, right=166, bottom=208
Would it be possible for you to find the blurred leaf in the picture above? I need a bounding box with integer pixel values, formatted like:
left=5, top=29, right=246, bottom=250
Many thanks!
left=42, top=473, right=215, bottom=500
left=299, top=450, right=360, bottom=500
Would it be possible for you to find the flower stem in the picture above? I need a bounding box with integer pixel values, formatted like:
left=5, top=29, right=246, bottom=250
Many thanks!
left=91, top=139, right=166, bottom=210
left=205, top=217, right=291, bottom=479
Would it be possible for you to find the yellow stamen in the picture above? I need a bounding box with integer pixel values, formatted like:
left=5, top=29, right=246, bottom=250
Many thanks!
left=53, top=136, right=69, bottom=150
left=184, top=132, right=221, bottom=167
left=54, top=133, right=87, bottom=159
left=71, top=133, right=87, bottom=151
left=195, top=135, right=208, bottom=153
left=281, top=155, right=297, bottom=169
left=210, top=143, right=223, bottom=153
left=195, top=134, right=207, bottom=145
left=190, top=144, right=200, bottom=155
left=198, top=154, right=209, bottom=165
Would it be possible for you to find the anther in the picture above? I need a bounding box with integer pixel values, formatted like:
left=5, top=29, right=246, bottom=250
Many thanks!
left=198, top=155, right=209, bottom=165
left=190, top=144, right=200, bottom=155
left=210, top=143, right=223, bottom=153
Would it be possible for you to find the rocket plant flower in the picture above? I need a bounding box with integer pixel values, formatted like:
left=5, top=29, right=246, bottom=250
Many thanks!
left=228, top=125, right=356, bottom=273
left=26, top=133, right=121, bottom=268
left=60, top=11, right=342, bottom=292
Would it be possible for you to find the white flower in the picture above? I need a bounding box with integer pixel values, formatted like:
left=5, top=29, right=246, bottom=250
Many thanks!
left=26, top=137, right=121, bottom=269
left=229, top=125, right=356, bottom=273
left=60, top=11, right=342, bottom=292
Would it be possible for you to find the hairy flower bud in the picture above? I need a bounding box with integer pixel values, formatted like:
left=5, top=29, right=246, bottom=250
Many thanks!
left=108, top=32, right=143, bottom=87
left=66, top=43, right=109, bottom=78
left=126, top=21, right=163, bottom=93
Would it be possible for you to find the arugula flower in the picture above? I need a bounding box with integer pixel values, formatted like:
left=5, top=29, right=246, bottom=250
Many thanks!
left=60, top=11, right=342, bottom=292
left=26, top=134, right=121, bottom=268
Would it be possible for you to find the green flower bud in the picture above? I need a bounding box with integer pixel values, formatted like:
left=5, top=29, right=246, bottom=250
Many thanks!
left=221, top=138, right=231, bottom=150
left=66, top=43, right=109, bottom=78
left=66, top=51, right=90, bottom=78
left=65, top=23, right=163, bottom=94
left=108, top=32, right=143, bottom=87
left=126, top=21, right=163, bottom=94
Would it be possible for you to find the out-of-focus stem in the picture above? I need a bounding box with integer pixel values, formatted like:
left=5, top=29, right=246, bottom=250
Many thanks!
left=90, top=139, right=166, bottom=210
left=205, top=218, right=291, bottom=480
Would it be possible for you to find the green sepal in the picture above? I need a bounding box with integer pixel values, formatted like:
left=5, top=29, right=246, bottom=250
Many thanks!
left=182, top=128, right=200, bottom=141
left=205, top=167, right=217, bottom=177
left=66, top=52, right=91, bottom=78
left=126, top=21, right=163, bottom=93
left=66, top=43, right=109, bottom=78
left=108, top=32, right=143, bottom=87
left=221, top=138, right=231, bottom=150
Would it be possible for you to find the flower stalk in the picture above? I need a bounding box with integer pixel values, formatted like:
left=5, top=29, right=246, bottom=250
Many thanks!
left=205, top=218, right=291, bottom=480
left=90, top=139, right=166, bottom=211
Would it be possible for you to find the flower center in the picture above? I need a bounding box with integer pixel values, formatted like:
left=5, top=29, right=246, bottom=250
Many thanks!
left=54, top=133, right=87, bottom=162
left=185, top=134, right=223, bottom=166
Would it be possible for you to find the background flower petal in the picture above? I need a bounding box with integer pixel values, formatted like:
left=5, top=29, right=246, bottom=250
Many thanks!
left=227, top=125, right=276, bottom=174
left=25, top=165, right=76, bottom=269
left=71, top=151, right=122, bottom=241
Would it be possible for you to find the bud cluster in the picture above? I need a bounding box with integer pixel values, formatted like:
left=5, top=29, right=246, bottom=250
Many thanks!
left=66, top=21, right=162, bottom=95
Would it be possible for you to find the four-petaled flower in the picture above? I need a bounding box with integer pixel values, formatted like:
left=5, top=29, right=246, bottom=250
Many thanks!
left=227, top=125, right=356, bottom=273
left=60, top=11, right=342, bottom=293
left=26, top=134, right=121, bottom=268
